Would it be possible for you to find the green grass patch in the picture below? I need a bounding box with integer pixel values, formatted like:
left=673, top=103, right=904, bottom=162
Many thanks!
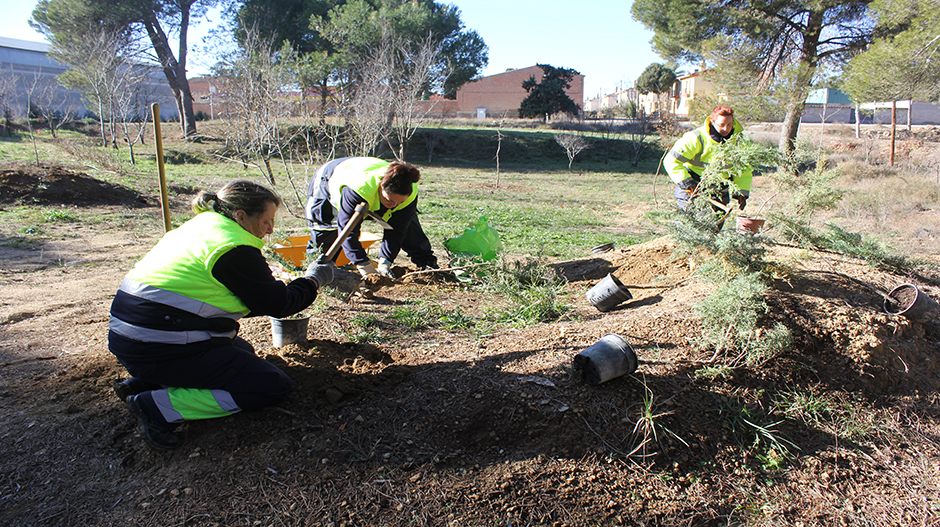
left=477, top=257, right=570, bottom=326
left=42, top=209, right=79, bottom=223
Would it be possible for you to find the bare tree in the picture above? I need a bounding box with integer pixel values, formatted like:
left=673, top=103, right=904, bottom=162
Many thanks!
left=622, top=116, right=652, bottom=167
left=31, top=75, right=78, bottom=139
left=215, top=29, right=298, bottom=186
left=341, top=39, right=392, bottom=157
left=22, top=72, right=43, bottom=165
left=591, top=119, right=618, bottom=165
left=495, top=122, right=504, bottom=189
left=384, top=34, right=445, bottom=161
left=114, top=71, right=158, bottom=164
left=52, top=27, right=145, bottom=149
left=343, top=23, right=446, bottom=160
left=555, top=133, right=591, bottom=171
left=418, top=120, right=447, bottom=164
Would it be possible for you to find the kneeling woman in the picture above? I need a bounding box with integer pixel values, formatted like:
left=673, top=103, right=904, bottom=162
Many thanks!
left=305, top=157, right=438, bottom=277
left=109, top=180, right=334, bottom=449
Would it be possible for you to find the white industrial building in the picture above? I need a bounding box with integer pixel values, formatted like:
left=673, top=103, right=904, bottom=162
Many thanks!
left=0, top=36, right=177, bottom=121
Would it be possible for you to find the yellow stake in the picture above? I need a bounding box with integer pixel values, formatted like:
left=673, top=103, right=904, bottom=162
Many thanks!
left=151, top=103, right=172, bottom=232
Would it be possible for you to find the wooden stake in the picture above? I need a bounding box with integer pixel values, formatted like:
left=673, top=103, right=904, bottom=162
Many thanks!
left=152, top=103, right=172, bottom=233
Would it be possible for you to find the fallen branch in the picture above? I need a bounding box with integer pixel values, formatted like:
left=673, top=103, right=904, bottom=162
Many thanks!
left=400, top=261, right=494, bottom=279
left=1, top=356, right=57, bottom=368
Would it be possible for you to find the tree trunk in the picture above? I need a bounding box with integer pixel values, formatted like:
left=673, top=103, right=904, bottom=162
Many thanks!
left=142, top=12, right=196, bottom=138
left=779, top=101, right=804, bottom=156
left=779, top=9, right=822, bottom=158
left=175, top=2, right=197, bottom=138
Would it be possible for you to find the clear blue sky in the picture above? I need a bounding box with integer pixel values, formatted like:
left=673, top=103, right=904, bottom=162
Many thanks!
left=2, top=0, right=665, bottom=99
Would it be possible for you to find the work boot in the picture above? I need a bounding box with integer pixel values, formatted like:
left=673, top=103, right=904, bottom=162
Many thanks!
left=126, top=395, right=182, bottom=450
left=112, top=377, right=161, bottom=402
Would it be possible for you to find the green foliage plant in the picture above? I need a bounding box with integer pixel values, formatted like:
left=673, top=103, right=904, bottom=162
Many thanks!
left=391, top=301, right=476, bottom=331
left=694, top=273, right=766, bottom=361
left=518, top=64, right=582, bottom=122
left=666, top=134, right=794, bottom=366
left=774, top=389, right=881, bottom=443
left=42, top=209, right=78, bottom=223
left=697, top=134, right=780, bottom=201
left=345, top=314, right=385, bottom=344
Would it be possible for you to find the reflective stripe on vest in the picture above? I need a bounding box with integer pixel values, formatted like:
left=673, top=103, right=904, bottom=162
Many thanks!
left=118, top=277, right=239, bottom=319
left=109, top=315, right=236, bottom=344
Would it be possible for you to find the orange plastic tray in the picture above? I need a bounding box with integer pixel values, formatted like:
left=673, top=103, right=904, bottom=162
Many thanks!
left=273, top=232, right=382, bottom=268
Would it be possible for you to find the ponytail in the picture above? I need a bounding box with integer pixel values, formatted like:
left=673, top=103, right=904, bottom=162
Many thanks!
left=381, top=161, right=420, bottom=197
left=191, top=180, right=281, bottom=221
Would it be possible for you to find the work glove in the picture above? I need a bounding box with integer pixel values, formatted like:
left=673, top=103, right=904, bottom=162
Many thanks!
left=376, top=258, right=395, bottom=278
left=733, top=193, right=748, bottom=211
left=357, top=263, right=377, bottom=277
left=678, top=176, right=699, bottom=196
left=305, top=260, right=335, bottom=288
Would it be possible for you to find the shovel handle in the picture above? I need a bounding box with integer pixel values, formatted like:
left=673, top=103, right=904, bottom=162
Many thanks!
left=707, top=198, right=733, bottom=213
left=321, top=203, right=369, bottom=262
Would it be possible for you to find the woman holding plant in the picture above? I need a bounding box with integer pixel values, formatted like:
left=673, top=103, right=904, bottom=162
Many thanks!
left=663, top=105, right=753, bottom=212
left=305, top=157, right=438, bottom=277
left=108, top=180, right=335, bottom=449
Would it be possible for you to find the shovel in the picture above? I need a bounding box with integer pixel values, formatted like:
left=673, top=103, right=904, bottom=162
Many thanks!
left=319, top=203, right=393, bottom=262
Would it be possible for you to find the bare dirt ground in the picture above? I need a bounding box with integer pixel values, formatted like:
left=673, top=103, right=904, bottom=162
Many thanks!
left=2, top=165, right=940, bottom=526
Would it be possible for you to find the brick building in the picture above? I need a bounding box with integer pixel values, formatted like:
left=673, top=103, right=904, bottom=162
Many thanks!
left=192, top=65, right=584, bottom=120
left=448, top=65, right=584, bottom=119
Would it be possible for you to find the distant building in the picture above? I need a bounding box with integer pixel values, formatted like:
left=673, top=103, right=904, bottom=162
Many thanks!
left=584, top=70, right=715, bottom=119
left=801, top=88, right=853, bottom=124
left=672, top=70, right=715, bottom=117
left=188, top=76, right=223, bottom=119
left=417, top=65, right=584, bottom=119
left=799, top=89, right=940, bottom=125
left=0, top=36, right=176, bottom=121
left=583, top=84, right=639, bottom=115
left=189, top=76, right=344, bottom=120
left=857, top=100, right=940, bottom=126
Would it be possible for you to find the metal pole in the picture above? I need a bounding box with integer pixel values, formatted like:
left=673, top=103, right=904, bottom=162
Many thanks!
left=151, top=103, right=172, bottom=232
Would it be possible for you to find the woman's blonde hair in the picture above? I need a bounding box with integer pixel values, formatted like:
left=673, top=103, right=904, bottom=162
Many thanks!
left=192, top=180, right=281, bottom=220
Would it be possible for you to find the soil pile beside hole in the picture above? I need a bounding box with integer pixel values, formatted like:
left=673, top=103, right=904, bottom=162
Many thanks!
left=0, top=164, right=150, bottom=207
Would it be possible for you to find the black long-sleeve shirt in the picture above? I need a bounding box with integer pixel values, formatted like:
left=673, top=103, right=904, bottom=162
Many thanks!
left=335, top=186, right=417, bottom=265
left=212, top=245, right=318, bottom=319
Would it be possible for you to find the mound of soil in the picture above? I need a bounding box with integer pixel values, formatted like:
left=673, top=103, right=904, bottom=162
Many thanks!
left=0, top=164, right=151, bottom=207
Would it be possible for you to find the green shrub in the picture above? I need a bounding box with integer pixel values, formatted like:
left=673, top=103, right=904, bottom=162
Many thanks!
left=693, top=272, right=791, bottom=365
